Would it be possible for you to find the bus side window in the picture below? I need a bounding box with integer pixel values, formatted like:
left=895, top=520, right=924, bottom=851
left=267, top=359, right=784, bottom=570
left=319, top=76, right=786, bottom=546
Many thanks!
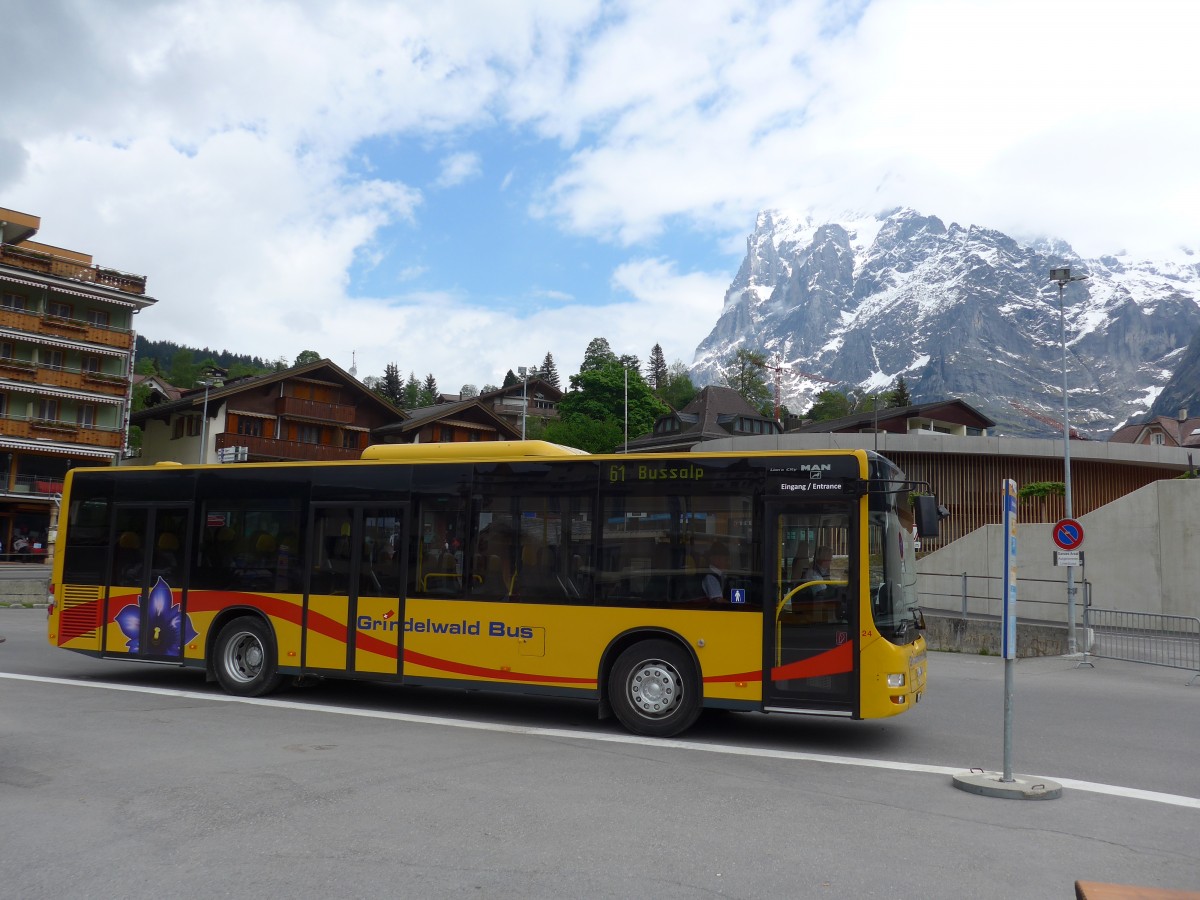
left=409, top=496, right=468, bottom=599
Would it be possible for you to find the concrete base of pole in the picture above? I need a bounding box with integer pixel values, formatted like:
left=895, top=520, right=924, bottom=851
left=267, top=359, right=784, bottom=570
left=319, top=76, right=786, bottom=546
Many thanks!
left=952, top=770, right=1063, bottom=800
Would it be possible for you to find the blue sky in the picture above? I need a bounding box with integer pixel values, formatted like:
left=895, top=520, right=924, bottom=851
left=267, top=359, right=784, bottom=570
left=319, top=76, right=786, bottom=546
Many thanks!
left=3, top=0, right=1198, bottom=392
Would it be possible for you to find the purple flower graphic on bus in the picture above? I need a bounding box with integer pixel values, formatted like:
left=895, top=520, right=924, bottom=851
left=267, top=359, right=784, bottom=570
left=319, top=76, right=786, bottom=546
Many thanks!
left=115, top=576, right=198, bottom=656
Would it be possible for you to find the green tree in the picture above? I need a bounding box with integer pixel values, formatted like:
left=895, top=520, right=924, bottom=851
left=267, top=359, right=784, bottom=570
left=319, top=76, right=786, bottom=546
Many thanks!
left=888, top=376, right=913, bottom=408
left=225, top=361, right=264, bottom=379
left=647, top=344, right=668, bottom=392
left=542, top=415, right=624, bottom=453
left=167, top=349, right=199, bottom=387
left=659, top=360, right=698, bottom=410
left=419, top=373, right=438, bottom=406
left=402, top=371, right=421, bottom=408
left=721, top=348, right=772, bottom=413
left=372, top=362, right=403, bottom=405
left=502, top=369, right=520, bottom=388
left=807, top=389, right=852, bottom=421
left=539, top=352, right=561, bottom=390
left=294, top=350, right=322, bottom=367
left=546, top=359, right=667, bottom=453
left=580, top=337, right=617, bottom=373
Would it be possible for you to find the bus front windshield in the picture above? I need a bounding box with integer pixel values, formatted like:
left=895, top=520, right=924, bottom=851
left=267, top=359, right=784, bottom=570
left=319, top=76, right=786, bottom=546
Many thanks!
left=867, top=488, right=922, bottom=645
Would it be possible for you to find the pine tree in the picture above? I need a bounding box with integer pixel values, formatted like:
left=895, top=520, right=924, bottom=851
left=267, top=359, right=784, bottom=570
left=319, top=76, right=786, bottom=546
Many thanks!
left=503, top=369, right=520, bottom=388
left=648, top=344, right=668, bottom=392
left=540, top=352, right=560, bottom=390
left=619, top=353, right=641, bottom=375
left=378, top=363, right=403, bottom=406
left=888, top=376, right=913, bottom=408
left=419, top=373, right=438, bottom=406
left=403, top=371, right=421, bottom=408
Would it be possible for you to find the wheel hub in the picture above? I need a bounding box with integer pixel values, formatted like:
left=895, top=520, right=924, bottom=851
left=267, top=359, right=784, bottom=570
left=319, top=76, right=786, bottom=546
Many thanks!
left=630, top=662, right=679, bottom=716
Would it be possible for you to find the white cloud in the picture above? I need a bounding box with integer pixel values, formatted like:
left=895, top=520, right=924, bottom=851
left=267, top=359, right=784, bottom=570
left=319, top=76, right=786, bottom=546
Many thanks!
left=434, top=152, right=482, bottom=189
left=3, top=0, right=1197, bottom=395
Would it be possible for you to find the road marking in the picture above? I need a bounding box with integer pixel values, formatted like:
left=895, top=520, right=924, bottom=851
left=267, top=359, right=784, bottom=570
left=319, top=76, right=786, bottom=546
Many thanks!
left=4, top=671, right=1198, bottom=809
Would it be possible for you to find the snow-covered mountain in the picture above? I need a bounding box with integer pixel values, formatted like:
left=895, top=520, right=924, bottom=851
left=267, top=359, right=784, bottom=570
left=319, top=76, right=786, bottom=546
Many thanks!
left=691, top=208, right=1200, bottom=436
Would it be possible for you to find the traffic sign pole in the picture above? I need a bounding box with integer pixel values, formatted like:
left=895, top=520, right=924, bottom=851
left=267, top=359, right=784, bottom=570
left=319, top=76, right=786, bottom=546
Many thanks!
left=1052, top=518, right=1084, bottom=654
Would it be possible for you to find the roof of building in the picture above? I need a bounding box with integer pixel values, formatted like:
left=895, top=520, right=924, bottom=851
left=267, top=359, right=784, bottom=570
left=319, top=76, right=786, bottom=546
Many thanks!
left=373, top=397, right=520, bottom=439
left=477, top=378, right=564, bottom=402
left=132, top=373, right=185, bottom=404
left=1109, top=412, right=1200, bottom=448
left=130, top=358, right=405, bottom=424
left=625, top=385, right=777, bottom=452
left=787, top=399, right=996, bottom=434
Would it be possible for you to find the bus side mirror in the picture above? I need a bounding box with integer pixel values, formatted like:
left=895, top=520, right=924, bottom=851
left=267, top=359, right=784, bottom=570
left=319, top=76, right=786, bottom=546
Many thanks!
left=914, top=495, right=949, bottom=538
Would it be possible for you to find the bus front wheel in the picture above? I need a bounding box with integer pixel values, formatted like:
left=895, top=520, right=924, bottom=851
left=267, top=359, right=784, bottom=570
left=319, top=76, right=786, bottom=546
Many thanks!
left=609, top=640, right=701, bottom=737
left=213, top=616, right=284, bottom=697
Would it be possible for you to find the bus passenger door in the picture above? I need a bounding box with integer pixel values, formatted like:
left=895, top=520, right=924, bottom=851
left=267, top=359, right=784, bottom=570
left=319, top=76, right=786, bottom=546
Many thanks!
left=305, top=503, right=407, bottom=676
left=106, top=503, right=192, bottom=660
left=762, top=503, right=857, bottom=716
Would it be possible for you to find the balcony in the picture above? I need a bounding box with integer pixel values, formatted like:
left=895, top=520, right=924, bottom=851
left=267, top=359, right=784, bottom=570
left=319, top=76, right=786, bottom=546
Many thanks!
left=0, top=414, right=124, bottom=449
left=1, top=473, right=65, bottom=496
left=276, top=395, right=356, bottom=424
left=9, top=362, right=129, bottom=396
left=215, top=432, right=362, bottom=462
left=0, top=242, right=147, bottom=296
left=40, top=314, right=135, bottom=350
left=0, top=305, right=135, bottom=351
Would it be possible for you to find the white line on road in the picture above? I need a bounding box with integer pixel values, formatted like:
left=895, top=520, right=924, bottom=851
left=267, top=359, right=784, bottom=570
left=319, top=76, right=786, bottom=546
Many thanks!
left=3, top=670, right=1197, bottom=809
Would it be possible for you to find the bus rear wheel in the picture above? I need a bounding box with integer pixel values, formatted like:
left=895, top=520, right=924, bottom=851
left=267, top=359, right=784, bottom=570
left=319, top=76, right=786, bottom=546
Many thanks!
left=213, top=616, right=284, bottom=697
left=609, top=640, right=701, bottom=737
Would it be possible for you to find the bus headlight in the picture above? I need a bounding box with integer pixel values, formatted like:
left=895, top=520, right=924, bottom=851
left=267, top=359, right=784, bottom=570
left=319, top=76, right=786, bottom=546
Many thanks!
left=887, top=673, right=906, bottom=688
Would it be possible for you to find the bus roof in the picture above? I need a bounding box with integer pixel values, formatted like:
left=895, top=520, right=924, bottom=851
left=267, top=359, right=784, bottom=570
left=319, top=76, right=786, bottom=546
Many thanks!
left=360, top=440, right=588, bottom=462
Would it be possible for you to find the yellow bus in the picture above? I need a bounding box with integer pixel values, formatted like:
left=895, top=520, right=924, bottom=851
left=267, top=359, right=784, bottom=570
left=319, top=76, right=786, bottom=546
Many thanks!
left=47, top=441, right=933, bottom=736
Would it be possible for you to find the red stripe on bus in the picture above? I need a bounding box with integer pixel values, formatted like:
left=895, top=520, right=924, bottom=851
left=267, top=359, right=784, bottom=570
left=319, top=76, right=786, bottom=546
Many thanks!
left=355, top=632, right=398, bottom=659
left=402, top=648, right=596, bottom=686
left=185, top=591, right=304, bottom=625
left=769, top=642, right=854, bottom=681
left=703, top=670, right=762, bottom=684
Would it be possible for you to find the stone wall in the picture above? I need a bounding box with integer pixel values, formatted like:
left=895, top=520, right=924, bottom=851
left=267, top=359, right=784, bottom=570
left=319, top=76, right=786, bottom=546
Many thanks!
left=923, top=612, right=1067, bottom=657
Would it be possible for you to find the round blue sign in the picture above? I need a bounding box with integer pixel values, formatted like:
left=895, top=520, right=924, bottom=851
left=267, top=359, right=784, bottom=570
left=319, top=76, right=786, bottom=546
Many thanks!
left=1053, top=518, right=1084, bottom=550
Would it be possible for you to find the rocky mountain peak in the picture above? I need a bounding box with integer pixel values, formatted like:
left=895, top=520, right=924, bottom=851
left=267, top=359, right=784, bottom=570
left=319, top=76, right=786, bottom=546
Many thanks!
left=692, top=209, right=1200, bottom=436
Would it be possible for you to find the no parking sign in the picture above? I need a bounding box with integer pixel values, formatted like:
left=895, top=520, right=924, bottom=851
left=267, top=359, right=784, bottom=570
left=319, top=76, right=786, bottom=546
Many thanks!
left=1053, top=518, right=1084, bottom=551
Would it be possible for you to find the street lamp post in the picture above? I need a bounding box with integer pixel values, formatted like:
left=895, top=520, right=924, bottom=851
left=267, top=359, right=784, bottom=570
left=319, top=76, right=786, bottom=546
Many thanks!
left=1049, top=266, right=1088, bottom=654
left=196, top=365, right=226, bottom=464
left=518, top=366, right=529, bottom=440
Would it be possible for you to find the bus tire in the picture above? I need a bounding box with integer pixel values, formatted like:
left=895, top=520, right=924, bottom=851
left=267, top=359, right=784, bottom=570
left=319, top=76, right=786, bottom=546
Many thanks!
left=609, top=639, right=701, bottom=737
left=213, top=616, right=284, bottom=697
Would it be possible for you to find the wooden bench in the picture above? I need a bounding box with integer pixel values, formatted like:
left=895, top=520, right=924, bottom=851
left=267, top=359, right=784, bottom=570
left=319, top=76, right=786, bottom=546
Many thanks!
left=1075, top=881, right=1200, bottom=899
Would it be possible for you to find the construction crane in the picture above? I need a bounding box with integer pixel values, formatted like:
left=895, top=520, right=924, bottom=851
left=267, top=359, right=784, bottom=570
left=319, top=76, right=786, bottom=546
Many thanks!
left=758, top=357, right=839, bottom=423
left=1009, top=399, right=1086, bottom=440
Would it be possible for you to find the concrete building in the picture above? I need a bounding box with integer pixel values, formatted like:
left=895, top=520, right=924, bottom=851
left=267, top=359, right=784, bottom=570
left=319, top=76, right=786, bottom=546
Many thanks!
left=0, top=206, right=155, bottom=558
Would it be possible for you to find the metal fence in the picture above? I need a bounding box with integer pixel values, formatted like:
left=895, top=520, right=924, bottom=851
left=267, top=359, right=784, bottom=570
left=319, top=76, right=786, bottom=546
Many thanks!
left=1083, top=607, right=1200, bottom=681
left=918, top=571, right=1089, bottom=624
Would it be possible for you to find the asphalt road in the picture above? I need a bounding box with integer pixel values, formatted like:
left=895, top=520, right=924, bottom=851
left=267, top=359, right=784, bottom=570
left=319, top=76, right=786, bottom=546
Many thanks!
left=1, top=607, right=1197, bottom=899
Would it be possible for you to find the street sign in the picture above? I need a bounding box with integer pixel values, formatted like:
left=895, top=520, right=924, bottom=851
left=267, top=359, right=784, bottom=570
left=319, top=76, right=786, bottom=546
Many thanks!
left=1052, top=518, right=1084, bottom=550
left=1054, top=550, right=1082, bottom=567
